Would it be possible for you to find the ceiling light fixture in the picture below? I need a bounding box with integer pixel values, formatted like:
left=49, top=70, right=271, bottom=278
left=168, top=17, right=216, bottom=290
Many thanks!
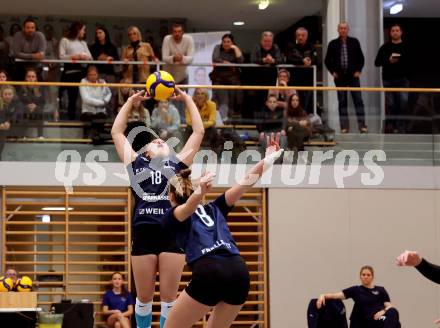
left=390, top=2, right=403, bottom=15
left=233, top=21, right=245, bottom=26
left=258, top=0, right=270, bottom=10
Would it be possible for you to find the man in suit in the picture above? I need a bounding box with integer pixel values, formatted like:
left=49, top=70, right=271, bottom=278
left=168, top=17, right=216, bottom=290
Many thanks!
left=325, top=22, right=367, bottom=133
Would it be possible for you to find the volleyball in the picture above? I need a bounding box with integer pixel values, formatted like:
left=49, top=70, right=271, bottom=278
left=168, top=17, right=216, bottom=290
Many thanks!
left=146, top=70, right=175, bottom=100
left=0, top=276, right=14, bottom=292
left=15, top=276, right=33, bottom=292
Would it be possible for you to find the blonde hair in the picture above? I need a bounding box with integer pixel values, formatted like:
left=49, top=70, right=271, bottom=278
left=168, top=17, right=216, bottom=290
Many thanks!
left=169, top=168, right=194, bottom=205
left=127, top=26, right=142, bottom=41
left=192, top=88, right=210, bottom=103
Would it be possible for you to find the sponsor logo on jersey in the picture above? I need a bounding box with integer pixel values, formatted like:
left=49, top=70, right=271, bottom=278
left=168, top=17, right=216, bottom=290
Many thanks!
left=138, top=208, right=165, bottom=215
left=201, top=239, right=232, bottom=255
left=142, top=193, right=169, bottom=202
left=372, top=290, right=379, bottom=295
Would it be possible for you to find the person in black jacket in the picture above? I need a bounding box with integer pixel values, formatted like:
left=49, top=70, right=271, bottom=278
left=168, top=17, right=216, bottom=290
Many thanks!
left=396, top=250, right=440, bottom=325
left=285, top=27, right=317, bottom=114
left=375, top=24, right=409, bottom=133
left=307, top=298, right=348, bottom=328
left=325, top=22, right=367, bottom=133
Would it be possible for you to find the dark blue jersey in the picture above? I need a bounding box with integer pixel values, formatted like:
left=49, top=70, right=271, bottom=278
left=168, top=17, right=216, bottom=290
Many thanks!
left=102, top=289, right=134, bottom=312
left=163, top=194, right=240, bottom=264
left=127, top=154, right=186, bottom=226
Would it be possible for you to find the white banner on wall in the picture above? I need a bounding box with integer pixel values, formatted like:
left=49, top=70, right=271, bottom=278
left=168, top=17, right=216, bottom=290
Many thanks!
left=187, top=31, right=229, bottom=97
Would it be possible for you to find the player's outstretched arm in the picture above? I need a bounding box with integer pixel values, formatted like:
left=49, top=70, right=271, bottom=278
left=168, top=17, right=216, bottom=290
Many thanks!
left=174, top=86, right=204, bottom=166
left=111, top=90, right=150, bottom=165
left=173, top=172, right=215, bottom=221
left=225, top=133, right=283, bottom=207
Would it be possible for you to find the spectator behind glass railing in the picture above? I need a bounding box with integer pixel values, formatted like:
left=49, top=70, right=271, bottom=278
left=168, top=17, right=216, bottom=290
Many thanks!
left=151, top=99, right=183, bottom=151
left=18, top=67, right=46, bottom=138
left=59, top=21, right=92, bottom=120
left=127, top=89, right=151, bottom=126
left=0, top=86, right=18, bottom=160
left=186, top=88, right=221, bottom=152
left=285, top=27, right=317, bottom=114
left=79, top=65, right=111, bottom=119
left=90, top=25, right=119, bottom=82
left=283, top=93, right=311, bottom=152
left=257, top=94, right=287, bottom=151
left=162, top=22, right=194, bottom=85
left=90, top=25, right=120, bottom=116
left=79, top=65, right=111, bottom=140
left=121, top=26, right=156, bottom=84
left=5, top=23, right=21, bottom=76
left=250, top=31, right=284, bottom=115
left=42, top=24, right=60, bottom=122
left=210, top=33, right=244, bottom=121
left=116, top=77, right=133, bottom=112
left=268, top=69, right=297, bottom=110
left=325, top=22, right=367, bottom=134
left=0, top=25, right=8, bottom=70
left=12, top=17, right=47, bottom=81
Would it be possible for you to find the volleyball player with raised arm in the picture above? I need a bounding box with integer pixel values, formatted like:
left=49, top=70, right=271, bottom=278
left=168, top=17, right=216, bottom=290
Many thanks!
left=111, top=86, right=204, bottom=328
left=162, top=133, right=283, bottom=328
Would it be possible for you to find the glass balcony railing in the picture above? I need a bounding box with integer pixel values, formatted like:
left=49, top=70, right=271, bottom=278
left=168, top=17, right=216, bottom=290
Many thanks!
left=0, top=60, right=439, bottom=165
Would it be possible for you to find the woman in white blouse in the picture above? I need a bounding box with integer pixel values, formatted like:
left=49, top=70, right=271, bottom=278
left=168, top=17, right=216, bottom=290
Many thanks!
left=59, top=21, right=92, bottom=120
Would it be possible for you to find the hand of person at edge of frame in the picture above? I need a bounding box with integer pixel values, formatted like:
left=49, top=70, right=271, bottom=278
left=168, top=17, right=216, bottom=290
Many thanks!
left=199, top=171, right=215, bottom=194
left=169, top=86, right=189, bottom=102
left=395, top=250, right=422, bottom=267
left=316, top=295, right=326, bottom=309
left=373, top=310, right=386, bottom=320
left=129, top=90, right=150, bottom=102
left=434, top=318, right=440, bottom=326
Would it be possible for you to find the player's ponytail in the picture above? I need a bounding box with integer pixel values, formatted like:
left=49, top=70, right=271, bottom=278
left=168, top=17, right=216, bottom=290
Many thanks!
left=169, top=168, right=194, bottom=204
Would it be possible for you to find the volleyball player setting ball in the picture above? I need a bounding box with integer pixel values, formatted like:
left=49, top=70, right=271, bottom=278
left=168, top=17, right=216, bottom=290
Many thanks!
left=162, top=133, right=283, bottom=328
left=111, top=82, right=204, bottom=328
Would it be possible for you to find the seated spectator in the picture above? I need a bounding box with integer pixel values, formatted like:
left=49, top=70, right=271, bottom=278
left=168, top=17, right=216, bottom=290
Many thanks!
left=18, top=67, right=46, bottom=138
left=151, top=99, right=183, bottom=150
left=102, top=272, right=134, bottom=328
left=127, top=91, right=151, bottom=126
left=12, top=17, right=46, bottom=81
left=59, top=21, right=92, bottom=120
left=283, top=94, right=311, bottom=151
left=1, top=85, right=21, bottom=122
left=210, top=33, right=244, bottom=120
left=0, top=69, right=12, bottom=103
left=4, top=268, right=18, bottom=284
left=258, top=94, right=287, bottom=152
left=116, top=78, right=133, bottom=112
left=122, top=26, right=156, bottom=84
left=79, top=66, right=111, bottom=140
left=269, top=69, right=297, bottom=110
left=186, top=88, right=221, bottom=151
left=0, top=69, right=7, bottom=82
left=0, top=86, right=17, bottom=160
left=316, top=266, right=401, bottom=328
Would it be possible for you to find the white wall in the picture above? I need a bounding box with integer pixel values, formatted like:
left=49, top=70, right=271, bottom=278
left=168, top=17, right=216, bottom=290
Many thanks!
left=269, top=188, right=440, bottom=327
